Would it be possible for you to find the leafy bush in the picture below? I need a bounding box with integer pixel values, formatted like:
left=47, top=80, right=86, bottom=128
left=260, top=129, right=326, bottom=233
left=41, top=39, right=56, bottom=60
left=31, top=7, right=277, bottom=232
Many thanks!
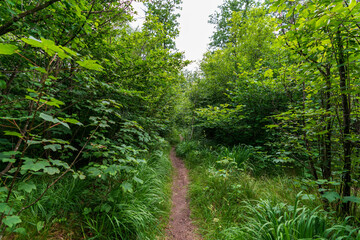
left=176, top=140, right=200, bottom=158
left=7, top=147, right=172, bottom=239
left=81, top=148, right=172, bottom=239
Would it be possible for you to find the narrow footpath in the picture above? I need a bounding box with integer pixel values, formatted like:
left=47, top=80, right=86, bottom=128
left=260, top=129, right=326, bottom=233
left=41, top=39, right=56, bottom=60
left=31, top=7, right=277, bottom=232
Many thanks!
left=166, top=147, right=201, bottom=240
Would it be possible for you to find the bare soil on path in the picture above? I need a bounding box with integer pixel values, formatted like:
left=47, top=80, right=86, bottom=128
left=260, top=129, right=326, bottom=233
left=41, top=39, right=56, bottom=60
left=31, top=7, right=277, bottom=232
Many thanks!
left=166, top=147, right=201, bottom=240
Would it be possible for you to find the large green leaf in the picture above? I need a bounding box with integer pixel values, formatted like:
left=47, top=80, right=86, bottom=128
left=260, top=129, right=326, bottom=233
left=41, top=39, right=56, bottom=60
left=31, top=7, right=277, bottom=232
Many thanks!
left=0, top=203, right=14, bottom=214
left=43, top=167, right=60, bottom=175
left=39, top=113, right=70, bottom=129
left=39, top=113, right=56, bottom=122
left=44, top=144, right=62, bottom=152
left=36, top=221, right=45, bottom=232
left=121, top=182, right=133, bottom=193
left=3, top=131, right=23, bottom=138
left=14, top=228, right=26, bottom=235
left=76, top=60, right=103, bottom=71
left=322, top=191, right=340, bottom=203
left=21, top=159, right=50, bottom=172
left=343, top=196, right=360, bottom=204
left=0, top=43, right=18, bottom=55
left=50, top=159, right=69, bottom=169
left=18, top=182, right=37, bottom=193
left=3, top=215, right=22, bottom=228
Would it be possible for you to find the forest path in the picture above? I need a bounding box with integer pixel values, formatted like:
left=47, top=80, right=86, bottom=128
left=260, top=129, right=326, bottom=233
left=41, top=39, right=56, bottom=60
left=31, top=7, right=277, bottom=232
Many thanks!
left=166, top=147, right=201, bottom=240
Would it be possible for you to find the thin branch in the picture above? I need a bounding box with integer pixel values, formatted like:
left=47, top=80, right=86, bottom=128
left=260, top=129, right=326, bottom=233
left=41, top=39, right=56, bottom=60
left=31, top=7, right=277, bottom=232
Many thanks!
left=0, top=0, right=62, bottom=36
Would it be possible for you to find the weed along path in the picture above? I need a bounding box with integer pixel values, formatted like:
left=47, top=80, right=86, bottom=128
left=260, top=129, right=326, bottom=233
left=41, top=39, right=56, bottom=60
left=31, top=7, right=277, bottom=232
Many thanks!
left=166, top=147, right=201, bottom=240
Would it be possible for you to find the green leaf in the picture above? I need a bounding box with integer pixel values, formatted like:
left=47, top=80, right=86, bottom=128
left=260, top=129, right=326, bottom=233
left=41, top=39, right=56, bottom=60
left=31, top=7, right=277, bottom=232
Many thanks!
left=100, top=203, right=111, bottom=213
left=22, top=159, right=50, bottom=172
left=14, top=228, right=26, bottom=235
left=43, top=167, right=60, bottom=175
left=61, top=118, right=83, bottom=126
left=64, top=145, right=78, bottom=151
left=301, top=194, right=315, bottom=200
left=0, top=151, right=19, bottom=163
left=0, top=203, right=13, bottom=214
left=322, top=191, right=340, bottom=203
left=46, top=98, right=65, bottom=108
left=121, top=182, right=133, bottom=193
left=18, top=182, right=37, bottom=193
left=83, top=207, right=91, bottom=215
left=22, top=37, right=42, bottom=48
left=36, top=221, right=45, bottom=232
left=343, top=196, right=360, bottom=203
left=44, top=144, right=62, bottom=152
left=264, top=69, right=273, bottom=78
left=349, top=0, right=357, bottom=10
left=60, top=46, right=77, bottom=56
left=50, top=160, right=69, bottom=169
left=0, top=43, right=18, bottom=55
left=3, top=215, right=22, bottom=228
left=34, top=67, right=47, bottom=74
left=39, top=113, right=70, bottom=129
left=315, top=15, right=328, bottom=28
left=27, top=140, right=42, bottom=146
left=266, top=124, right=279, bottom=129
left=4, top=131, right=23, bottom=138
left=133, top=176, right=144, bottom=184
left=0, top=80, right=6, bottom=89
left=39, top=113, right=55, bottom=122
left=76, top=60, right=103, bottom=71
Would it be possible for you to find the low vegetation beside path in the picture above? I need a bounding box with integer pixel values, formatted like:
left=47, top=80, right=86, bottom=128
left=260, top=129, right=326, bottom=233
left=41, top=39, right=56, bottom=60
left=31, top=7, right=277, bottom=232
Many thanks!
left=176, top=140, right=360, bottom=240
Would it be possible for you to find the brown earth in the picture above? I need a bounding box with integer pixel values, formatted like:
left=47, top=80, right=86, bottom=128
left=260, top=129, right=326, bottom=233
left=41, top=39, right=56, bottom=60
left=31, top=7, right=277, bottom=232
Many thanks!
left=166, top=147, right=201, bottom=240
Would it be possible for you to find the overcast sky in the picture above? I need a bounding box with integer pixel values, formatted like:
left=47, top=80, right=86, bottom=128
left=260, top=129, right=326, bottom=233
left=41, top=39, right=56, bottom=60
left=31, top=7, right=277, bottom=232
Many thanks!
left=132, top=0, right=224, bottom=70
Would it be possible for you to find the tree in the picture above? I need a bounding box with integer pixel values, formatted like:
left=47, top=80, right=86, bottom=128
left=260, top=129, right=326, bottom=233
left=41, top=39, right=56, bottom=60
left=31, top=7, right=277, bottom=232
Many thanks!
left=270, top=0, right=360, bottom=215
left=0, top=0, right=186, bottom=234
left=209, top=0, right=255, bottom=49
left=144, top=0, right=182, bottom=49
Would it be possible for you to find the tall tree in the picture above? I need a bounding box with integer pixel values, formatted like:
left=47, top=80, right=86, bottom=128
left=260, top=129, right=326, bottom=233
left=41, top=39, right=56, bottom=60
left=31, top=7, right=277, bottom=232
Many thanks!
left=144, top=0, right=182, bottom=49
left=209, top=0, right=254, bottom=49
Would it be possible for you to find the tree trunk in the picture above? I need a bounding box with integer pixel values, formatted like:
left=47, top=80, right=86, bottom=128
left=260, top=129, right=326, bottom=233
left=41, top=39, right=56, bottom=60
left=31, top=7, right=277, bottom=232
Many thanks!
left=337, top=30, right=352, bottom=215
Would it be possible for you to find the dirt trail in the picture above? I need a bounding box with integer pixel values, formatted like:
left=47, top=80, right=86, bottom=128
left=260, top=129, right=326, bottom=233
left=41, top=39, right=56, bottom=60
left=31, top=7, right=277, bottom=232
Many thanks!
left=166, top=147, right=201, bottom=240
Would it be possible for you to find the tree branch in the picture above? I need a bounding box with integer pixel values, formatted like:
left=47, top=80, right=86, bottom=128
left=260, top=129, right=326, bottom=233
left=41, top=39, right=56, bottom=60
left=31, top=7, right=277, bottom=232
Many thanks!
left=0, top=0, right=61, bottom=36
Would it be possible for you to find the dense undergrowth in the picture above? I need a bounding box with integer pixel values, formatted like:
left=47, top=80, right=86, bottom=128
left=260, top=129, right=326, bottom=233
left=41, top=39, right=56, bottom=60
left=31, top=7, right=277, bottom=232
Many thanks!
left=5, top=144, right=172, bottom=240
left=176, top=140, right=360, bottom=240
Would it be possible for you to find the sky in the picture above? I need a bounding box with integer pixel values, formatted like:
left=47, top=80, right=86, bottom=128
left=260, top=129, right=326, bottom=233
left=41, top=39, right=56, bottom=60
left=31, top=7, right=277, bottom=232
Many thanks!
left=132, top=0, right=224, bottom=71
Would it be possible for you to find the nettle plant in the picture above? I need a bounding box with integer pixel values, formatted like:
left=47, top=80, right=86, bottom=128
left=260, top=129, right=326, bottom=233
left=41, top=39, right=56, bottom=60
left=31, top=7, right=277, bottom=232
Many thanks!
left=0, top=39, right=103, bottom=233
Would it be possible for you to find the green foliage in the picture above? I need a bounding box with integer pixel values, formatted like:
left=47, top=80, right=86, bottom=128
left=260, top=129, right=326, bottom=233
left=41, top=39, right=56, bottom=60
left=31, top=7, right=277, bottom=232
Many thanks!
left=177, top=0, right=360, bottom=219
left=221, top=198, right=359, bottom=240
left=178, top=140, right=359, bottom=240
left=81, top=148, right=172, bottom=239
left=0, top=0, right=184, bottom=237
left=144, top=0, right=182, bottom=49
left=209, top=0, right=255, bottom=49
left=6, top=145, right=172, bottom=239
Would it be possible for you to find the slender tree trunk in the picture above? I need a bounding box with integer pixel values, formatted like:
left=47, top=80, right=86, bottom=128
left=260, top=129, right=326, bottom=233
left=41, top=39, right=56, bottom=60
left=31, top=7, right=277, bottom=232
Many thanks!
left=302, top=81, right=318, bottom=180
left=337, top=30, right=352, bottom=215
left=323, top=68, right=332, bottom=181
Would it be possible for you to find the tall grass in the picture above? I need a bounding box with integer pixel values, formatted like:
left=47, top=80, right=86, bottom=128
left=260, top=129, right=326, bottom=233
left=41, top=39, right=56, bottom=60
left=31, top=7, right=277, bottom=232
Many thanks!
left=9, top=147, right=172, bottom=240
left=177, top=140, right=360, bottom=240
left=81, top=149, right=172, bottom=240
left=220, top=198, right=360, bottom=240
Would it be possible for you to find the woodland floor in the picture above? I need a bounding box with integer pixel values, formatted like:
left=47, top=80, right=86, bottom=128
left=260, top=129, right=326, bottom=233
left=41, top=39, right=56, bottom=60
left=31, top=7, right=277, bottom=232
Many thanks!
left=165, top=147, right=201, bottom=240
